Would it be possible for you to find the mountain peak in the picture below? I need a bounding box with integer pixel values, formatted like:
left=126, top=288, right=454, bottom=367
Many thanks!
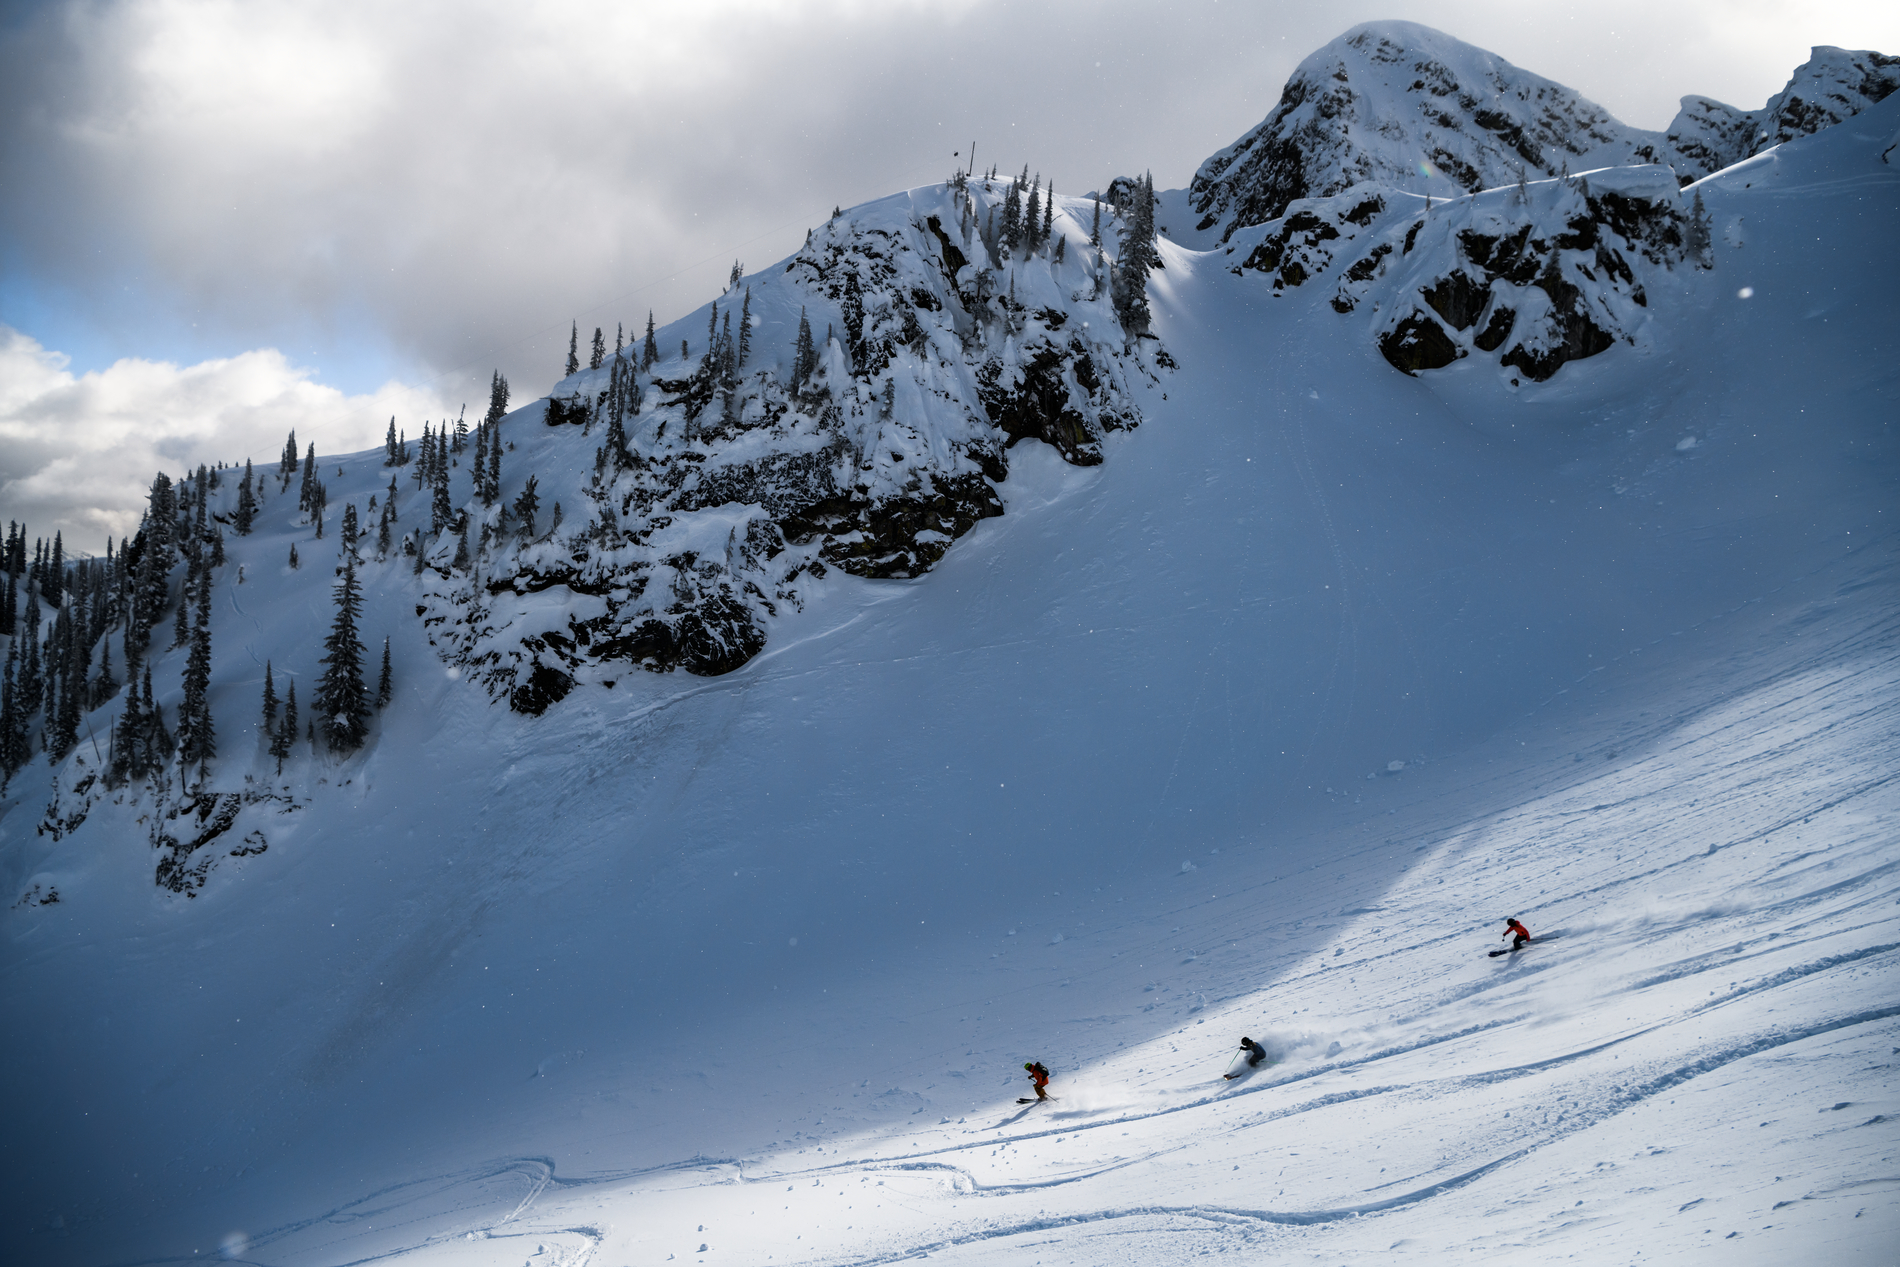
left=1187, top=23, right=1897, bottom=244
left=1188, top=22, right=1658, bottom=242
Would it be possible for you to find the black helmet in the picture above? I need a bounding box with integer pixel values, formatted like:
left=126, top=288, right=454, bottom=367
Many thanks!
left=1240, top=1037, right=1253, bottom=1045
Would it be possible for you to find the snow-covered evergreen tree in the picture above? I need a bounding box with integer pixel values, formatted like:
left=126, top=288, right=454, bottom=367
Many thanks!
left=590, top=326, right=606, bottom=371
left=376, top=637, right=392, bottom=709
left=566, top=322, right=580, bottom=378
left=791, top=307, right=816, bottom=392
left=314, top=559, right=369, bottom=753
left=178, top=572, right=213, bottom=776
left=235, top=459, right=256, bottom=535
left=270, top=679, right=295, bottom=773
left=512, top=476, right=540, bottom=540
left=642, top=312, right=658, bottom=370
left=738, top=287, right=752, bottom=369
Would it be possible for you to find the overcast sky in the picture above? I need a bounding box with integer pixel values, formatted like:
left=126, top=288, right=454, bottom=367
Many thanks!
left=3, top=0, right=1895, bottom=552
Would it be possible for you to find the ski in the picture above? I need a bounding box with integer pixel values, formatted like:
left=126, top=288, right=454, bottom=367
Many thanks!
left=1489, top=935, right=1554, bottom=958
left=1016, top=1096, right=1057, bottom=1104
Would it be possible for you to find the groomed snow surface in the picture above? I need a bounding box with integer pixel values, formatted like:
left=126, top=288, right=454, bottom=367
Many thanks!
left=5, top=96, right=1899, bottom=1267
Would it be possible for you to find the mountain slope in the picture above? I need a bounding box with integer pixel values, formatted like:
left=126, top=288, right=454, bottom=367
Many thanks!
left=2, top=40, right=1898, bottom=1267
left=1184, top=21, right=1899, bottom=243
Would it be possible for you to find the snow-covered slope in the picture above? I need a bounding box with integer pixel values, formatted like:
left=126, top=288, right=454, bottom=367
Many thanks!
left=2, top=42, right=1898, bottom=1267
left=1668, top=44, right=1900, bottom=178
left=1183, top=21, right=1898, bottom=244
left=1216, top=162, right=1706, bottom=384
left=422, top=182, right=1147, bottom=713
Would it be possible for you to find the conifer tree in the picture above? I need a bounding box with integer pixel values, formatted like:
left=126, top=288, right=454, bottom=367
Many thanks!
left=512, top=475, right=541, bottom=539
left=791, top=307, right=816, bottom=392
left=1024, top=179, right=1041, bottom=252
left=91, top=635, right=116, bottom=709
left=271, top=680, right=295, bottom=773
left=235, top=459, right=256, bottom=535
left=485, top=369, right=511, bottom=429
left=281, top=429, right=299, bottom=486
left=642, top=312, right=659, bottom=370
left=314, top=559, right=369, bottom=752
left=737, top=287, right=752, bottom=369
left=261, top=660, right=278, bottom=731
left=472, top=419, right=489, bottom=502
left=178, top=572, right=213, bottom=774
left=727, top=260, right=744, bottom=292
left=376, top=501, right=394, bottom=558
left=1090, top=195, right=1102, bottom=247
left=614, top=322, right=624, bottom=357
left=340, top=503, right=360, bottom=556
left=431, top=460, right=452, bottom=535
left=1686, top=190, right=1713, bottom=268
left=590, top=326, right=606, bottom=371
left=299, top=443, right=318, bottom=512
left=487, top=415, right=502, bottom=503
left=0, top=654, right=22, bottom=779
left=452, top=522, right=471, bottom=571
left=452, top=406, right=467, bottom=453
left=289, top=542, right=299, bottom=569
left=376, top=637, right=392, bottom=709
left=565, top=322, right=580, bottom=377
left=385, top=417, right=401, bottom=466
left=1112, top=172, right=1157, bottom=334
left=48, top=531, right=65, bottom=606
left=171, top=580, right=190, bottom=650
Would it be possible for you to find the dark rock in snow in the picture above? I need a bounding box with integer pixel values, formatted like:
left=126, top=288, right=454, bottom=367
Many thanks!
left=424, top=181, right=1150, bottom=709
left=1189, top=22, right=1897, bottom=244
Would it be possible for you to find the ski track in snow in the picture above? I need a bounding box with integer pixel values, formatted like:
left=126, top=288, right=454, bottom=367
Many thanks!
left=8, top=74, right=1900, bottom=1267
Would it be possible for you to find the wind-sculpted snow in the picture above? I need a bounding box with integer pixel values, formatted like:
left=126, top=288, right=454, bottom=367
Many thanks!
left=1186, top=21, right=1897, bottom=244
left=421, top=183, right=1149, bottom=710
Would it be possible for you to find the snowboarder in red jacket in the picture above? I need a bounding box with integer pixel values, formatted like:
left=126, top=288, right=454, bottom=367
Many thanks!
left=1503, top=917, right=1532, bottom=951
left=1024, top=1061, right=1051, bottom=1100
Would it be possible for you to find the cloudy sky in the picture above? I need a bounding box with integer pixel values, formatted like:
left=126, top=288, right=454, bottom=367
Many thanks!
left=3, top=0, right=1895, bottom=551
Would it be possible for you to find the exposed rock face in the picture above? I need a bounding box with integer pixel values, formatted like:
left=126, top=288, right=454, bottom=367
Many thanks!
left=1666, top=46, right=1900, bottom=175
left=1225, top=165, right=1703, bottom=383
left=1188, top=22, right=1896, bottom=243
left=1190, top=22, right=1672, bottom=242
left=421, top=183, right=1153, bottom=709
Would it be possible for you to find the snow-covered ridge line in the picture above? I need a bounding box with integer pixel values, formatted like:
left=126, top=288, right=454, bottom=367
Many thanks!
left=1185, top=20, right=1897, bottom=244
left=422, top=177, right=1158, bottom=713
left=1216, top=164, right=1707, bottom=382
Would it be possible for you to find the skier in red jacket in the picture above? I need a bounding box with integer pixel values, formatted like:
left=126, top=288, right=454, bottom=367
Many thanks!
left=1503, top=917, right=1532, bottom=951
left=1024, top=1061, right=1051, bottom=1100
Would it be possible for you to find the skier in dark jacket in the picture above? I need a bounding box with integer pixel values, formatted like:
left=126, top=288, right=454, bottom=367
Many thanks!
left=1503, top=917, right=1532, bottom=951
left=1024, top=1061, right=1051, bottom=1100
left=1239, top=1037, right=1268, bottom=1068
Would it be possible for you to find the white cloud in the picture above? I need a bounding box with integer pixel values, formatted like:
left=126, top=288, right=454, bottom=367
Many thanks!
left=0, top=326, right=453, bottom=553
